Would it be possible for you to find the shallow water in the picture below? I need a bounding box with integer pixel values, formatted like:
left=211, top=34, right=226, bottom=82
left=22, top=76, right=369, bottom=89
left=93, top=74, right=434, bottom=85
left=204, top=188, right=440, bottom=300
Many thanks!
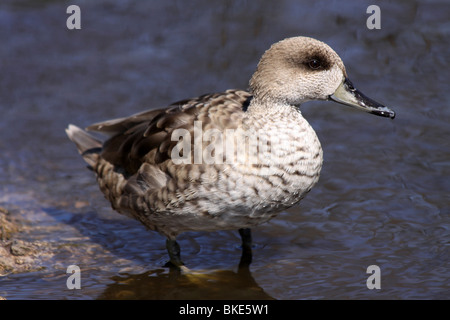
left=0, top=0, right=449, bottom=299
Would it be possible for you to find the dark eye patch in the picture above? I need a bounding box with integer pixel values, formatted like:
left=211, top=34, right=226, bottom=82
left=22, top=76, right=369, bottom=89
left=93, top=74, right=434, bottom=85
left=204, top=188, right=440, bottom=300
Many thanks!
left=302, top=52, right=331, bottom=71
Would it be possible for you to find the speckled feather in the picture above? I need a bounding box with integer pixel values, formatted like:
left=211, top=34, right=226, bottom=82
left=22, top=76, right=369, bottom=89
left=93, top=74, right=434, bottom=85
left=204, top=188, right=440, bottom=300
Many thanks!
left=67, top=37, right=373, bottom=240
left=68, top=87, right=322, bottom=239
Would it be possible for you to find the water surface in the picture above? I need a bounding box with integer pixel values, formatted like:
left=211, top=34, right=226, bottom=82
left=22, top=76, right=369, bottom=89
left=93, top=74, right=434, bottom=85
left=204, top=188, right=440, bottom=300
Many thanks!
left=0, top=0, right=449, bottom=299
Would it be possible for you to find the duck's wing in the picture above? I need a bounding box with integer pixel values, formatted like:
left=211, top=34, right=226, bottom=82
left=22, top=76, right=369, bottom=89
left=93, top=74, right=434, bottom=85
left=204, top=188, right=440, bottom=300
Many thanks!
left=87, top=89, right=252, bottom=175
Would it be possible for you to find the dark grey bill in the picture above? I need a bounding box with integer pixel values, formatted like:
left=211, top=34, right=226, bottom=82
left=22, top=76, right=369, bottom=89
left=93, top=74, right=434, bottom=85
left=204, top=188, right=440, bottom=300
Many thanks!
left=329, top=77, right=395, bottom=119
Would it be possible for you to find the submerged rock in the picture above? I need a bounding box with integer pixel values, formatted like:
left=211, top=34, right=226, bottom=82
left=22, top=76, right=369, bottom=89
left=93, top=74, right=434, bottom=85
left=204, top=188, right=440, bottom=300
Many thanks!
left=0, top=207, right=48, bottom=276
left=0, top=207, right=18, bottom=240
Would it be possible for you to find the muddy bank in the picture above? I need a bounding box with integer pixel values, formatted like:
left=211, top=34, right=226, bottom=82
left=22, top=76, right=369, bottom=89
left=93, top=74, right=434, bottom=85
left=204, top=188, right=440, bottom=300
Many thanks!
left=0, top=207, right=51, bottom=276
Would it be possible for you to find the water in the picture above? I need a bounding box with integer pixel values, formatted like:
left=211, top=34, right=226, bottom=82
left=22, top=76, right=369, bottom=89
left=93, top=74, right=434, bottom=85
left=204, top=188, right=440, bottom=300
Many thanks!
left=0, top=0, right=449, bottom=299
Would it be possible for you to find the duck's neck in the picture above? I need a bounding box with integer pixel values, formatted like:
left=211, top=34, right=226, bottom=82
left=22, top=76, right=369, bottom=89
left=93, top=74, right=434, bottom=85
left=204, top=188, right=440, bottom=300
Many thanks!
left=242, top=95, right=322, bottom=167
left=244, top=97, right=309, bottom=129
left=246, top=96, right=302, bottom=117
left=239, top=96, right=323, bottom=208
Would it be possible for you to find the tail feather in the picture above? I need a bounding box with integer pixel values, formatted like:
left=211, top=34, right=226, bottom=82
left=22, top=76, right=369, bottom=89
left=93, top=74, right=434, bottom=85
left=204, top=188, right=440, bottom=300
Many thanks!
left=66, top=124, right=102, bottom=167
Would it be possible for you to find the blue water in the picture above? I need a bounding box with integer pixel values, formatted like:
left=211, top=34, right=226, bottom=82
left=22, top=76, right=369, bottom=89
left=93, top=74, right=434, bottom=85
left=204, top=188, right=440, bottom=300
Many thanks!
left=0, top=0, right=448, bottom=299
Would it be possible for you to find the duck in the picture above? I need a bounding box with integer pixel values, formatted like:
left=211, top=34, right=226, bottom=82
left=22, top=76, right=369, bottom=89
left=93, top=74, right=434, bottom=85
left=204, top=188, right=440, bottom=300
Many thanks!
left=66, top=36, right=395, bottom=269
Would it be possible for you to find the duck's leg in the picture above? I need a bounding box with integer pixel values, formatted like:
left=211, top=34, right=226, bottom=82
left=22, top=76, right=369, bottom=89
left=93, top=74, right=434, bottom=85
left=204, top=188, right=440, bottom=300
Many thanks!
left=165, top=238, right=185, bottom=268
left=238, top=228, right=253, bottom=267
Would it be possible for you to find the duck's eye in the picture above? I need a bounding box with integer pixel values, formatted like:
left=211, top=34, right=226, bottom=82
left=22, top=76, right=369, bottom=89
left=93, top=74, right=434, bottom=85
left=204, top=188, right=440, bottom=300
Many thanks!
left=308, top=59, right=322, bottom=70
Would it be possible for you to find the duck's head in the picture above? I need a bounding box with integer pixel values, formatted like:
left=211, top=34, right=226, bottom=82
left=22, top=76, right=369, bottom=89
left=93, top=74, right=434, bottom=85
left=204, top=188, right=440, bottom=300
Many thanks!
left=249, top=36, right=395, bottom=119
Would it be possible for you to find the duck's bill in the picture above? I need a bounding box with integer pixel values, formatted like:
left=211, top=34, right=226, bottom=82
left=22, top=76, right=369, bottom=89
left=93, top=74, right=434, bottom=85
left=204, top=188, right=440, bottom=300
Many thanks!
left=329, top=77, right=395, bottom=119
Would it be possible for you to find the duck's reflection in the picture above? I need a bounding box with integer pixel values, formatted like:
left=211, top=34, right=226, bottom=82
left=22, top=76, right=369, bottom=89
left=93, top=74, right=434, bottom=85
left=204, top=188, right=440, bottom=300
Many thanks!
left=97, top=251, right=273, bottom=300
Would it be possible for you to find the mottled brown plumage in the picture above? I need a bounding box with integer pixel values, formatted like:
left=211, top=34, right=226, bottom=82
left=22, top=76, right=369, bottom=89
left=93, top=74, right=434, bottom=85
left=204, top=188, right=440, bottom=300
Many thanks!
left=66, top=37, right=394, bottom=268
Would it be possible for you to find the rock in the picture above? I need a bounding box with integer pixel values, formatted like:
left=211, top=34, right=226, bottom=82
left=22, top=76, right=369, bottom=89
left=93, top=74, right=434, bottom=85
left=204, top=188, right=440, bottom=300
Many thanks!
left=0, top=207, right=19, bottom=241
left=10, top=240, right=32, bottom=256
left=0, top=207, right=43, bottom=275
